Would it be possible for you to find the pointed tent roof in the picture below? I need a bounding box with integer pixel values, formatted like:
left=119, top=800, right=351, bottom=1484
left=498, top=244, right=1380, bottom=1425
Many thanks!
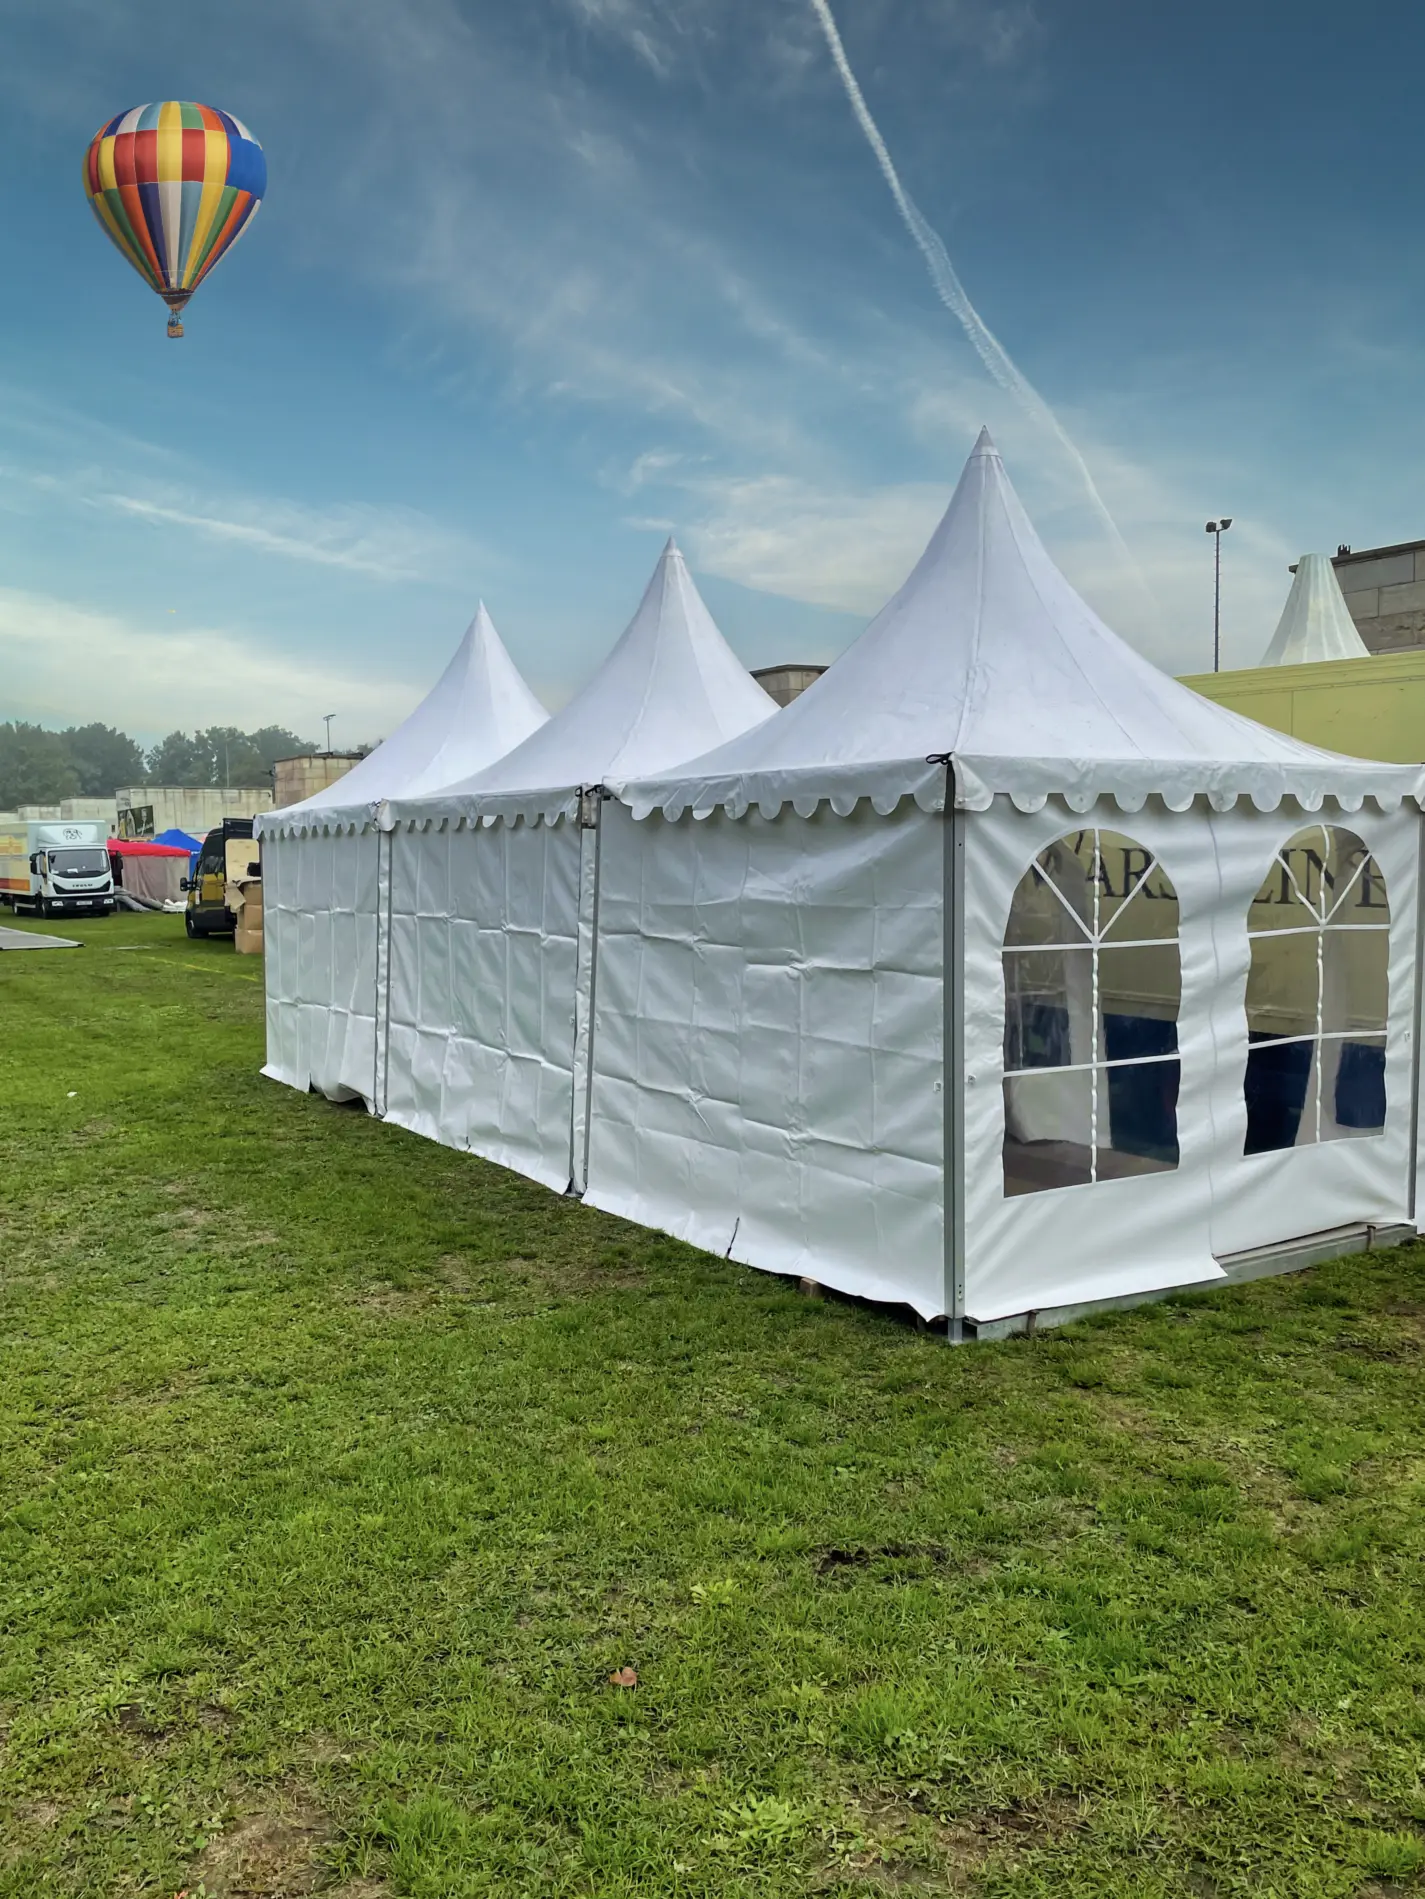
left=1260, top=554, right=1371, bottom=666
left=618, top=431, right=1419, bottom=820
left=391, top=539, right=775, bottom=826
left=259, top=604, right=548, bottom=837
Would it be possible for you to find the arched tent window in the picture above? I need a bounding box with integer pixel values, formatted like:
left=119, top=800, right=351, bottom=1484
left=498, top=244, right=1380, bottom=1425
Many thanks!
left=1002, top=830, right=1181, bottom=1196
left=1245, top=827, right=1389, bottom=1152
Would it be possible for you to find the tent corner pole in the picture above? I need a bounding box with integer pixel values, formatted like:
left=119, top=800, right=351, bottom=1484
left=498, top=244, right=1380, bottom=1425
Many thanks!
left=1407, top=803, right=1425, bottom=1228
left=941, top=760, right=967, bottom=1341
left=377, top=824, right=395, bottom=1121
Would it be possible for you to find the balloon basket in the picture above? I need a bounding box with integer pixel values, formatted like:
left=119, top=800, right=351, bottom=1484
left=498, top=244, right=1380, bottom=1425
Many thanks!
left=166, top=315, right=184, bottom=338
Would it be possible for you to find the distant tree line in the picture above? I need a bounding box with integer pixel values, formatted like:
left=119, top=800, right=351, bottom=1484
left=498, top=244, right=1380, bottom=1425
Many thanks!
left=0, top=722, right=323, bottom=807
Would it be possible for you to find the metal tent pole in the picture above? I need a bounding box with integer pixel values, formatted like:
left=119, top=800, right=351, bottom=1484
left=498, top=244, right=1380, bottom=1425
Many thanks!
left=1407, top=808, right=1425, bottom=1227
left=942, top=760, right=967, bottom=1341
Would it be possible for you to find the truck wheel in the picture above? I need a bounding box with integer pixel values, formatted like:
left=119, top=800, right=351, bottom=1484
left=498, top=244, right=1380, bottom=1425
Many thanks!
left=38, top=898, right=50, bottom=919
left=185, top=910, right=198, bottom=938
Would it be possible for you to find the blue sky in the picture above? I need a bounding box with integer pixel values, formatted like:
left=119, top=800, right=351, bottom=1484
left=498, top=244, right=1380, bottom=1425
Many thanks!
left=2, top=0, right=1423, bottom=745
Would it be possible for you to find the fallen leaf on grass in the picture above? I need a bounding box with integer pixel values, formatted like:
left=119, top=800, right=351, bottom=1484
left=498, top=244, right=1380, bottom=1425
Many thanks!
left=608, top=1666, right=638, bottom=1688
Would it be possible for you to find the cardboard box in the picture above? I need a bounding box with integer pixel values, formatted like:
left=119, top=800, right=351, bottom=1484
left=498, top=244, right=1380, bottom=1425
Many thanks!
left=227, top=875, right=264, bottom=954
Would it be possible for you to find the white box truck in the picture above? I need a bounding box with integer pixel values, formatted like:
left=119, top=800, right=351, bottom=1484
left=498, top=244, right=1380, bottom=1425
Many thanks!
left=0, top=819, right=117, bottom=918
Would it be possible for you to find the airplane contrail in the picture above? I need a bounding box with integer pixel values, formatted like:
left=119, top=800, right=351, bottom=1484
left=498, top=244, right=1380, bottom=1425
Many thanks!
left=807, top=0, right=1151, bottom=599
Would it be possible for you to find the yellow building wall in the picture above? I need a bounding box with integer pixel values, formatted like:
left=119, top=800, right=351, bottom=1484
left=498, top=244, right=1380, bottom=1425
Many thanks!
left=1178, top=651, right=1425, bottom=763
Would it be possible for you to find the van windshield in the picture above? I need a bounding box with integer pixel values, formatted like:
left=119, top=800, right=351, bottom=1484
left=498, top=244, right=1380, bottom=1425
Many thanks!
left=51, top=849, right=109, bottom=877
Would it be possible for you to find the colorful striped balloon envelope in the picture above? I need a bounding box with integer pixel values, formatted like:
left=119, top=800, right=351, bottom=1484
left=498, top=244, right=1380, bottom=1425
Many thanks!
left=83, top=102, right=266, bottom=338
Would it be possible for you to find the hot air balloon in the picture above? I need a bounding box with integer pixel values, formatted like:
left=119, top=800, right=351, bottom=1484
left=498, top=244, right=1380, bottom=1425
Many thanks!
left=83, top=103, right=266, bottom=338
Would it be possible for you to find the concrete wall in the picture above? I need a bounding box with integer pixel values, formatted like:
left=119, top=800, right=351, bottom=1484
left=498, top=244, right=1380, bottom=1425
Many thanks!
left=115, top=786, right=274, bottom=839
left=750, top=664, right=827, bottom=707
left=1179, top=650, right=1425, bottom=762
left=1334, top=545, right=1425, bottom=654
left=0, top=798, right=117, bottom=829
left=272, top=753, right=362, bottom=809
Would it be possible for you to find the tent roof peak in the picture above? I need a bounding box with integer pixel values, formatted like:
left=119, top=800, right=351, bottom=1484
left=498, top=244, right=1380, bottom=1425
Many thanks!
left=397, top=539, right=774, bottom=807
left=259, top=602, right=548, bottom=829
left=608, top=433, right=1420, bottom=816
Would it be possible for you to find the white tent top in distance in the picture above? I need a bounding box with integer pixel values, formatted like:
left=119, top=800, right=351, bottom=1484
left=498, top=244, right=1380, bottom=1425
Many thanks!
left=258, top=603, right=549, bottom=837
left=1259, top=554, right=1372, bottom=667
left=614, top=430, right=1420, bottom=821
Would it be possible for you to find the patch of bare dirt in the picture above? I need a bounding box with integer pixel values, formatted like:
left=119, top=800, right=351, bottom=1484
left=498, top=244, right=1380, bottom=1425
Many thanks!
left=434, top=1254, right=479, bottom=1290
left=928, top=1795, right=1086, bottom=1883
left=815, top=1543, right=950, bottom=1578
left=115, top=1702, right=170, bottom=1740
left=830, top=1790, right=1086, bottom=1891
left=350, top=1285, right=433, bottom=1316
left=187, top=1796, right=331, bottom=1897
left=14, top=1800, right=61, bottom=1829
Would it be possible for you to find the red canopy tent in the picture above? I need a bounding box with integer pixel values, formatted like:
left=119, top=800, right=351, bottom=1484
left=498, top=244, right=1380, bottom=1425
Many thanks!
left=107, top=837, right=190, bottom=857
left=107, top=835, right=190, bottom=905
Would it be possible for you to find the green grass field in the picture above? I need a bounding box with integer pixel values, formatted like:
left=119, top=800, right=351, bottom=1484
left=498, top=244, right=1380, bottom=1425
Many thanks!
left=2, top=910, right=1423, bottom=1898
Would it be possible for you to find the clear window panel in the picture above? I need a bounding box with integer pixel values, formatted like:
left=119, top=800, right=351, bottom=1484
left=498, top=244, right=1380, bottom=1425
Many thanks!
left=1033, top=829, right=1179, bottom=940
left=1103, top=1057, right=1180, bottom=1171
left=1003, top=1069, right=1093, bottom=1196
left=1320, top=830, right=1389, bottom=926
left=1252, top=826, right=1389, bottom=930
left=1031, top=832, right=1097, bottom=927
left=1244, top=1036, right=1315, bottom=1154
left=1096, top=830, right=1180, bottom=940
left=1004, top=861, right=1089, bottom=948
left=1338, top=848, right=1390, bottom=924
left=1320, top=926, right=1389, bottom=1037
left=1246, top=928, right=1319, bottom=1042
left=1097, top=942, right=1181, bottom=1042
left=1002, top=830, right=1183, bottom=1198
left=1323, top=1035, right=1387, bottom=1138
left=1250, top=838, right=1323, bottom=933
left=1003, top=947, right=1094, bottom=1070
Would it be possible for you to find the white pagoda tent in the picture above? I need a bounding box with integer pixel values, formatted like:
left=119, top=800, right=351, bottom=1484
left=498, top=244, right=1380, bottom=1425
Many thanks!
left=581, top=432, right=1422, bottom=1332
left=379, top=539, right=775, bottom=1190
left=257, top=604, right=547, bottom=1106
left=1260, top=554, right=1371, bottom=665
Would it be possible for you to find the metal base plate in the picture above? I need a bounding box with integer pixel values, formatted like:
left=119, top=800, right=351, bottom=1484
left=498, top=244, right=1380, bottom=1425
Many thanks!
left=966, top=1221, right=1417, bottom=1341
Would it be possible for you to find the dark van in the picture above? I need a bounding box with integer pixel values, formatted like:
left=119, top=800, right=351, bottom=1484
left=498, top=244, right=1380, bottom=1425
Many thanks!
left=184, top=819, right=258, bottom=938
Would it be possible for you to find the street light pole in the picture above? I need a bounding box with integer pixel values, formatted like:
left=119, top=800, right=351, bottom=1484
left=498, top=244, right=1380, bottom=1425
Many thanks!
left=323, top=712, right=335, bottom=752
left=1205, top=518, right=1233, bottom=671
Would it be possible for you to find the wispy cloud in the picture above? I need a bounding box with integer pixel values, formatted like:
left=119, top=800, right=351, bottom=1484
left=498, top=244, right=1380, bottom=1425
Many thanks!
left=0, top=392, right=485, bottom=586
left=0, top=587, right=420, bottom=742
left=663, top=472, right=947, bottom=616
left=96, top=492, right=482, bottom=583
left=661, top=432, right=1298, bottom=675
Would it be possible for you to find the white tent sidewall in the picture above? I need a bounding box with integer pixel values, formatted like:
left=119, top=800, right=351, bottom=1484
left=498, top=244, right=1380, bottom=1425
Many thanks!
left=584, top=798, right=947, bottom=1316
left=261, top=826, right=380, bottom=1106
left=961, top=796, right=1417, bottom=1323
left=382, top=817, right=583, bottom=1192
